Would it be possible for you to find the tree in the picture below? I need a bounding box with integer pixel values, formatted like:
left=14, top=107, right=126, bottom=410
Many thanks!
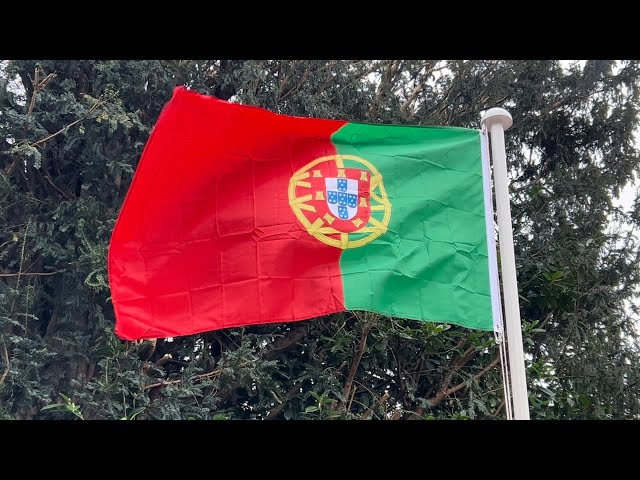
left=1, top=59, right=638, bottom=420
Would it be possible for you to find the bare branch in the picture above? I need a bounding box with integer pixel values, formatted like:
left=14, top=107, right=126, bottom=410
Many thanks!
left=31, top=98, right=105, bottom=148
left=343, top=321, right=372, bottom=406
left=26, top=67, right=40, bottom=116
left=142, top=369, right=222, bottom=391
left=0, top=271, right=61, bottom=277
left=0, top=343, right=9, bottom=386
left=264, top=382, right=303, bottom=420
left=426, top=356, right=501, bottom=407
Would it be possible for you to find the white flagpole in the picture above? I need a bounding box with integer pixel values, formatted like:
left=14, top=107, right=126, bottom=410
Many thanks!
left=481, top=108, right=530, bottom=420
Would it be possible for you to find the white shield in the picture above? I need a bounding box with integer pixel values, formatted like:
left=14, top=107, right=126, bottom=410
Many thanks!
left=326, top=177, right=358, bottom=220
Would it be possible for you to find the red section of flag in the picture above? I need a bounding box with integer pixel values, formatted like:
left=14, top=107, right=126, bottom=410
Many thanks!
left=108, top=87, right=347, bottom=340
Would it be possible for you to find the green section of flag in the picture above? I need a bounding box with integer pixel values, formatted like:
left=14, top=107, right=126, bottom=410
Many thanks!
left=332, top=123, right=493, bottom=330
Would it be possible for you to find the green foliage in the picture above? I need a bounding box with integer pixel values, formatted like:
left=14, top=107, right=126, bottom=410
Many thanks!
left=41, top=393, right=84, bottom=420
left=1, top=60, right=639, bottom=419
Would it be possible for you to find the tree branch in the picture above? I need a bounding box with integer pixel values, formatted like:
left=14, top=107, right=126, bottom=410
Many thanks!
left=31, top=98, right=105, bottom=148
left=343, top=322, right=372, bottom=405
left=426, top=356, right=501, bottom=407
left=0, top=343, right=9, bottom=386
left=0, top=271, right=61, bottom=277
left=400, top=62, right=444, bottom=115
left=264, top=381, right=303, bottom=420
left=25, top=69, right=55, bottom=117
left=263, top=323, right=309, bottom=360
left=26, top=67, right=40, bottom=117
left=8, top=219, right=30, bottom=317
left=423, top=337, right=468, bottom=399
left=142, top=369, right=222, bottom=391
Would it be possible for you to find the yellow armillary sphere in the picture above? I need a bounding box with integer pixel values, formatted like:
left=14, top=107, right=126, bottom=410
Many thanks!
left=288, top=154, right=392, bottom=249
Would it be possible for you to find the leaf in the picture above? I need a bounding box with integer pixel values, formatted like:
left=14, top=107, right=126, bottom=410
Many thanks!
left=41, top=403, right=67, bottom=411
left=309, top=392, right=322, bottom=402
left=550, top=271, right=564, bottom=281
left=540, top=386, right=555, bottom=397
left=304, top=406, right=319, bottom=413
left=578, top=395, right=591, bottom=409
left=128, top=407, right=145, bottom=420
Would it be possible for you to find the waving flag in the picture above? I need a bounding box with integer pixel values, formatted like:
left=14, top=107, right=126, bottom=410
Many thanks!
left=108, top=87, right=500, bottom=340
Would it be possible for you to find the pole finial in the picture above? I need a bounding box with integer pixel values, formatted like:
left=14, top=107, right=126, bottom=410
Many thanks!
left=481, top=108, right=513, bottom=131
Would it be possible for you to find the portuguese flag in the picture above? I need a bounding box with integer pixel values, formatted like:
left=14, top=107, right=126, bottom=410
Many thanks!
left=109, top=87, right=501, bottom=341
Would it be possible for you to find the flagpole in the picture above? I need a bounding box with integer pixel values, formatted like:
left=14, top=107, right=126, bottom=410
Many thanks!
left=481, top=108, right=530, bottom=420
